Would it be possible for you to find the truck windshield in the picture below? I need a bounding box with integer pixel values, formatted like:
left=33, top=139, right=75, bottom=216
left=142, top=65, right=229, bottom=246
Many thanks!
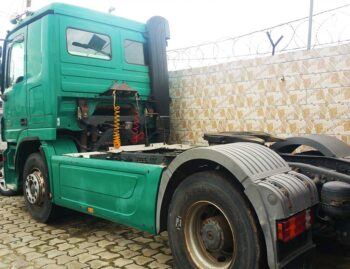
left=66, top=28, right=111, bottom=60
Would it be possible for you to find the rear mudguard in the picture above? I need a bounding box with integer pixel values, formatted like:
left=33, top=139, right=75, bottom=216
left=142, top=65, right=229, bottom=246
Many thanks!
left=157, top=142, right=318, bottom=269
left=271, top=134, right=350, bottom=158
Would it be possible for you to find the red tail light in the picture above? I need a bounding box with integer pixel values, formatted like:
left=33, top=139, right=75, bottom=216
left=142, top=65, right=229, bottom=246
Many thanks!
left=277, top=208, right=313, bottom=243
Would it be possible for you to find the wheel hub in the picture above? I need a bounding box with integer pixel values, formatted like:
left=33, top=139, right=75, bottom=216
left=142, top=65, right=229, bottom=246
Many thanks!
left=201, top=217, right=225, bottom=252
left=184, top=201, right=236, bottom=269
left=25, top=170, right=45, bottom=205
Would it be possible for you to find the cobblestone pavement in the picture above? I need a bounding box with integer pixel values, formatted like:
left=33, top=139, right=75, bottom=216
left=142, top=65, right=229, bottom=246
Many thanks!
left=1, top=195, right=350, bottom=269
left=0, top=196, right=174, bottom=269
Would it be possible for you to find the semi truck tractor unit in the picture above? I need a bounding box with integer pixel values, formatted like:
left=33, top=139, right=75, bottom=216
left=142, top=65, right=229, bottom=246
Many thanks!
left=1, top=3, right=349, bottom=268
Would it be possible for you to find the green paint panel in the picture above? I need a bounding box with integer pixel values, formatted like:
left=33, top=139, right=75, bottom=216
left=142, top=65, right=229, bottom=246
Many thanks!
left=59, top=165, right=137, bottom=199
left=29, top=86, right=45, bottom=117
left=3, top=144, right=18, bottom=191
left=51, top=156, right=164, bottom=234
left=3, top=25, right=28, bottom=142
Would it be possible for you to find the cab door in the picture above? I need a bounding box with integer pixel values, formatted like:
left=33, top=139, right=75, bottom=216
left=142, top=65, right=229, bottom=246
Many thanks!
left=3, top=27, right=27, bottom=142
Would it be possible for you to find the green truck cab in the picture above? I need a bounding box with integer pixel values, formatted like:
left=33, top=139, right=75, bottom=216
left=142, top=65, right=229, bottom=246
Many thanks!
left=0, top=4, right=318, bottom=268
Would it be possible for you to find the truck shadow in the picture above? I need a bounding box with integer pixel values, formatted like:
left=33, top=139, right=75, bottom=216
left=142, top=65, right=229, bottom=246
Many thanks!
left=315, top=237, right=350, bottom=269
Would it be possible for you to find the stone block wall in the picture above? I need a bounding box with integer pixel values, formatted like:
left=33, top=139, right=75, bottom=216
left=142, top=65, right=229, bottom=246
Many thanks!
left=168, top=44, right=350, bottom=145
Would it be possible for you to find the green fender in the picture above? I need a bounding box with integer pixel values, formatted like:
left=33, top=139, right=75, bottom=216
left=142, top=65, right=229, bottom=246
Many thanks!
left=40, top=138, right=78, bottom=203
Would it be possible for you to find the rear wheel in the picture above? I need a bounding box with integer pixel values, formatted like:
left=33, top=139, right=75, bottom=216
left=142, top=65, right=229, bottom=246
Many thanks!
left=23, top=153, right=57, bottom=222
left=168, top=171, right=263, bottom=269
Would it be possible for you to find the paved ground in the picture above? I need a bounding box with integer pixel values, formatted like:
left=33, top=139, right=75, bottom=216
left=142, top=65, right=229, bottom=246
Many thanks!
left=0, top=196, right=174, bottom=269
left=0, top=195, right=349, bottom=269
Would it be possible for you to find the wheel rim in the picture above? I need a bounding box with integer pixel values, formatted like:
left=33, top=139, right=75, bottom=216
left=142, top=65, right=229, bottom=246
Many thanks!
left=184, top=201, right=236, bottom=269
left=0, top=167, right=10, bottom=192
left=25, top=168, right=45, bottom=205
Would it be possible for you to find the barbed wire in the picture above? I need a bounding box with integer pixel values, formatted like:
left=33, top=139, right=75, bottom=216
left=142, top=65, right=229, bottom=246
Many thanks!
left=167, top=4, right=350, bottom=70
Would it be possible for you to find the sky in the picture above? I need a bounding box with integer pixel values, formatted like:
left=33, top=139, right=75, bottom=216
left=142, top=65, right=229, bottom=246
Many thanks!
left=0, top=0, right=349, bottom=50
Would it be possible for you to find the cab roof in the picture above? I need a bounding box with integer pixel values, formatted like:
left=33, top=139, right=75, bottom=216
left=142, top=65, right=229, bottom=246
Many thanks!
left=11, top=2, right=146, bottom=35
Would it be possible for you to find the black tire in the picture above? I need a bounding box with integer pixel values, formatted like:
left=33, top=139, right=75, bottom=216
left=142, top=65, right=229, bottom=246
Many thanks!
left=168, top=171, right=264, bottom=269
left=0, top=167, right=17, bottom=196
left=23, top=153, right=57, bottom=223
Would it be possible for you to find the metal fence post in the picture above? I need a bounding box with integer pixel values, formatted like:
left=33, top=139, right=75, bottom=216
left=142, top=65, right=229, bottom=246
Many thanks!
left=307, top=0, right=314, bottom=50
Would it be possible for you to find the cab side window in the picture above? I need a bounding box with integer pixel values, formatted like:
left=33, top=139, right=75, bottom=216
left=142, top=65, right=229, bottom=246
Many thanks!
left=6, top=38, right=25, bottom=88
left=66, top=28, right=111, bottom=60
left=124, top=40, right=146, bottom=65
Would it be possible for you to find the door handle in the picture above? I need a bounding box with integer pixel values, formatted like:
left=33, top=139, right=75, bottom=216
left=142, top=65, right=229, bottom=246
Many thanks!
left=20, top=118, right=27, bottom=126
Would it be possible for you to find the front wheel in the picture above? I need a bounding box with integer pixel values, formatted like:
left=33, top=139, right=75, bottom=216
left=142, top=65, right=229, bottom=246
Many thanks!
left=23, top=153, right=57, bottom=223
left=0, top=167, right=17, bottom=196
left=168, top=171, right=264, bottom=269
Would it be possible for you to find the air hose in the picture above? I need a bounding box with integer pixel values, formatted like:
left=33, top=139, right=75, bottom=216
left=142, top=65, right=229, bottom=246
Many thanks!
left=131, top=93, right=144, bottom=144
left=113, top=90, right=121, bottom=149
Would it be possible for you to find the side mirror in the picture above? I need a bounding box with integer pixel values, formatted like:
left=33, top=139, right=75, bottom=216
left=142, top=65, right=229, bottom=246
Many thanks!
left=0, top=43, right=3, bottom=92
left=0, top=47, right=3, bottom=93
left=0, top=63, right=2, bottom=79
left=0, top=59, right=2, bottom=93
